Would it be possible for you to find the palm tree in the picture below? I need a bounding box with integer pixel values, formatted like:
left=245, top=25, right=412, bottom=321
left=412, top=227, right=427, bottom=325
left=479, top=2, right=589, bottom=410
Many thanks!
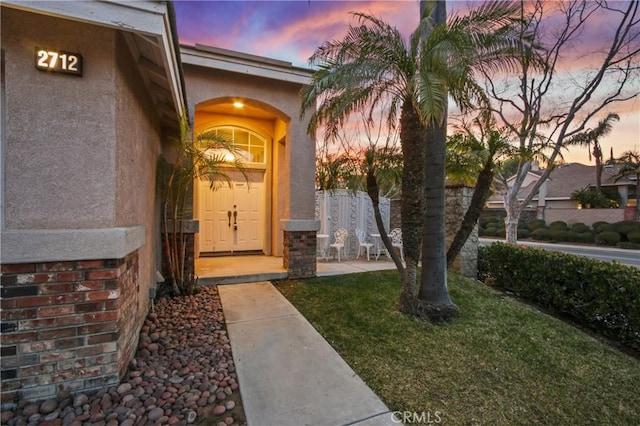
left=315, top=152, right=352, bottom=190
left=566, top=112, right=620, bottom=192
left=445, top=117, right=513, bottom=267
left=346, top=145, right=405, bottom=270
left=301, top=1, right=523, bottom=320
left=157, top=115, right=245, bottom=295
left=613, top=150, right=640, bottom=220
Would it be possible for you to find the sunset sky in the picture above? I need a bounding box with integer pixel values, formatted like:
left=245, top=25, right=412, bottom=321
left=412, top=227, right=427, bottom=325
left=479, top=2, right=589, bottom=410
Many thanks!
left=173, top=0, right=639, bottom=165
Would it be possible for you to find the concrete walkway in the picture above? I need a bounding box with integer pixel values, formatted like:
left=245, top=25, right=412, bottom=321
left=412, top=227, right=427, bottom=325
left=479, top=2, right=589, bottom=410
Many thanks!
left=218, top=281, right=395, bottom=426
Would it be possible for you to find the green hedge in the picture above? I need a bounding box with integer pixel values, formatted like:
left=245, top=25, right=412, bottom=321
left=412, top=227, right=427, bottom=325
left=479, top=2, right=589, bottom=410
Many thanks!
left=528, top=219, right=547, bottom=230
left=594, top=222, right=615, bottom=234
left=571, top=223, right=591, bottom=233
left=614, top=221, right=640, bottom=237
left=478, top=243, right=640, bottom=352
left=549, top=220, right=569, bottom=231
left=575, top=232, right=595, bottom=244
left=628, top=232, right=640, bottom=244
left=596, top=231, right=621, bottom=246
left=530, top=228, right=553, bottom=241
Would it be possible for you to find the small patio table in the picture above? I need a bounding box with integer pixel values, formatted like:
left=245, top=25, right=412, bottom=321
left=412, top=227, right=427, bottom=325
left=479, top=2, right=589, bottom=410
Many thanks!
left=370, top=233, right=383, bottom=260
left=317, top=234, right=329, bottom=260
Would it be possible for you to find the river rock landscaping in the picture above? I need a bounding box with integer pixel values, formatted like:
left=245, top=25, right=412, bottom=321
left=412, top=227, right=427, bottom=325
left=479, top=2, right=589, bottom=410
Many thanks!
left=1, top=286, right=246, bottom=426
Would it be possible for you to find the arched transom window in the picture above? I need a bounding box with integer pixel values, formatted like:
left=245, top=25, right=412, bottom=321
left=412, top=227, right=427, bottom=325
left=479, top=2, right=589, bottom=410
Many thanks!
left=205, top=126, right=267, bottom=165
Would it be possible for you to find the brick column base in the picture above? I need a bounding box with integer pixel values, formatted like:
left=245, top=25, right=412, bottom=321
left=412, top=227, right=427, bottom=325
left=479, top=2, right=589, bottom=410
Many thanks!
left=283, top=230, right=317, bottom=279
left=1, top=251, right=141, bottom=407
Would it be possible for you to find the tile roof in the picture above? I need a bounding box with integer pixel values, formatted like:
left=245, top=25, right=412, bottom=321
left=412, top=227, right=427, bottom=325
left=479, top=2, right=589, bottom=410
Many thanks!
left=488, top=162, right=636, bottom=202
left=545, top=163, right=594, bottom=198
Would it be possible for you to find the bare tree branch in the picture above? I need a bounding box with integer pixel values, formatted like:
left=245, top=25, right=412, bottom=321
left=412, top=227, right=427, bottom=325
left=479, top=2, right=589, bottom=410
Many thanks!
left=483, top=0, right=639, bottom=242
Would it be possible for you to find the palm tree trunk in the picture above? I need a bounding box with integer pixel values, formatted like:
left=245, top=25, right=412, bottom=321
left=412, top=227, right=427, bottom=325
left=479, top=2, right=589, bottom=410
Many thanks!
left=418, top=118, right=456, bottom=314
left=595, top=150, right=602, bottom=192
left=447, top=166, right=494, bottom=267
left=410, top=0, right=457, bottom=321
left=366, top=171, right=406, bottom=278
left=398, top=100, right=426, bottom=300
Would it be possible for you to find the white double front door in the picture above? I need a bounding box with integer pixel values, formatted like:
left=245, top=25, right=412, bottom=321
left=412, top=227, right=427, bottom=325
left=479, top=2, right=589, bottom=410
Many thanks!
left=198, top=170, right=265, bottom=254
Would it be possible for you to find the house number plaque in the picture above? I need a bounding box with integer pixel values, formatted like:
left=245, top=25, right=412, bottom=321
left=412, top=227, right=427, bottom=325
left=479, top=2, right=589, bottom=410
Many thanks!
left=35, top=47, right=83, bottom=76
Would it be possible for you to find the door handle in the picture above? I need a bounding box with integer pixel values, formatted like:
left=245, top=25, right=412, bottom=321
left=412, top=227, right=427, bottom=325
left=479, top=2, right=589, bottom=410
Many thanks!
left=227, top=210, right=232, bottom=227
left=233, top=205, right=238, bottom=231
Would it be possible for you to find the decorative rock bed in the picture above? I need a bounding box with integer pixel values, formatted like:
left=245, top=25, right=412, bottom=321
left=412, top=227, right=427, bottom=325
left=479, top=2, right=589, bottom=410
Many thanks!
left=1, top=286, right=246, bottom=426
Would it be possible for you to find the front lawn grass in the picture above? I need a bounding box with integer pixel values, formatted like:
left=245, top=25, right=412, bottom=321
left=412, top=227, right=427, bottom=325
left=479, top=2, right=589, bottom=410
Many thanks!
left=276, top=271, right=640, bottom=425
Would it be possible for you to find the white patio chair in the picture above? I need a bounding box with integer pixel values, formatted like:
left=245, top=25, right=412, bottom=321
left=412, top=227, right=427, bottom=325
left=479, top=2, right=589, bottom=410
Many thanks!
left=388, top=228, right=404, bottom=263
left=329, top=228, right=348, bottom=262
left=355, top=228, right=374, bottom=261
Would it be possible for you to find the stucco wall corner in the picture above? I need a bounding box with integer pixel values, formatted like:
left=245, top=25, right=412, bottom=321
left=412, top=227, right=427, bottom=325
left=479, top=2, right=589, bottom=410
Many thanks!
left=0, top=226, right=145, bottom=264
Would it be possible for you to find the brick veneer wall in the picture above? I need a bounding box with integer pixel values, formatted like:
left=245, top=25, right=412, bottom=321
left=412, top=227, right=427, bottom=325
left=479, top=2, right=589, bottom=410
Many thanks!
left=480, top=208, right=538, bottom=224
left=283, top=231, right=317, bottom=279
left=0, top=251, right=140, bottom=406
left=543, top=208, right=627, bottom=226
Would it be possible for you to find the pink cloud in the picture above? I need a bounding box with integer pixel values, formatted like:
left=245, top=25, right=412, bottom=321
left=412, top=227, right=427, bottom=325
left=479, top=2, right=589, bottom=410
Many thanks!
left=174, top=0, right=638, bottom=163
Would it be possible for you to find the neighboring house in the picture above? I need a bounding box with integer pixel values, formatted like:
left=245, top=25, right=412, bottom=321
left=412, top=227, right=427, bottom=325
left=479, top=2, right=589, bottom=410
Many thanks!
left=486, top=162, right=638, bottom=224
left=0, top=1, right=317, bottom=406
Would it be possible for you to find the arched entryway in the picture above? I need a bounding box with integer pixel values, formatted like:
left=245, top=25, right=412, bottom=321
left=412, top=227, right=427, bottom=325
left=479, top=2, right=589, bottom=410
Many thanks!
left=193, top=97, right=289, bottom=259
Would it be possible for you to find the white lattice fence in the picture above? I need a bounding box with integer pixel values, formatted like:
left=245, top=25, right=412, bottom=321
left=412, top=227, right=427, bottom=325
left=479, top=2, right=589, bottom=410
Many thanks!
left=315, top=190, right=390, bottom=259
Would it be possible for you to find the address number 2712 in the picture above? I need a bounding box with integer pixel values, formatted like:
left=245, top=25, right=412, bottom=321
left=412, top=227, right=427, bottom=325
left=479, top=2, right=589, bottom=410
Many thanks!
left=35, top=48, right=83, bottom=76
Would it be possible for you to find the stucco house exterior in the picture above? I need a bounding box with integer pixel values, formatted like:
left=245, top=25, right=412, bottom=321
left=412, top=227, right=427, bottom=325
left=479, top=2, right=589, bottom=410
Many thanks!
left=485, top=162, right=638, bottom=225
left=1, top=1, right=317, bottom=406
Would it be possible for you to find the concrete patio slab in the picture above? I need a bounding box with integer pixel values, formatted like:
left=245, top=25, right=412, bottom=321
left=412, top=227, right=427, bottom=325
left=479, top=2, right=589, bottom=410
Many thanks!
left=316, top=258, right=398, bottom=277
left=218, top=281, right=394, bottom=426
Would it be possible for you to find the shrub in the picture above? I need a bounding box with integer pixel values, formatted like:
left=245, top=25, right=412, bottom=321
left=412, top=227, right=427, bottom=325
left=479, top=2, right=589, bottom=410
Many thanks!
left=482, top=227, right=497, bottom=237
left=549, top=229, right=572, bottom=242
left=593, top=222, right=614, bottom=234
left=496, top=229, right=506, bottom=238
left=628, top=231, right=640, bottom=244
left=478, top=243, right=640, bottom=351
left=530, top=228, right=553, bottom=241
left=570, top=223, right=591, bottom=233
left=517, top=220, right=530, bottom=230
left=613, top=221, right=640, bottom=238
left=549, top=221, right=569, bottom=231
left=596, top=231, right=621, bottom=246
left=528, top=219, right=547, bottom=231
left=563, top=231, right=579, bottom=243
left=517, top=228, right=530, bottom=239
left=571, top=188, right=621, bottom=208
left=481, top=218, right=500, bottom=228
left=575, top=232, right=595, bottom=244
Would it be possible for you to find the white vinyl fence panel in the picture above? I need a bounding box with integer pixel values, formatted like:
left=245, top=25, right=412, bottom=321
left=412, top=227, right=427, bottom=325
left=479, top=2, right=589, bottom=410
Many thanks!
left=315, top=190, right=391, bottom=259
